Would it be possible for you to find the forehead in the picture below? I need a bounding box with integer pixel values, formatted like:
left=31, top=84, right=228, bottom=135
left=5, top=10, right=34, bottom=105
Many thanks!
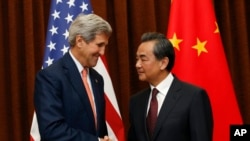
left=136, top=41, right=155, bottom=56
left=91, top=33, right=109, bottom=44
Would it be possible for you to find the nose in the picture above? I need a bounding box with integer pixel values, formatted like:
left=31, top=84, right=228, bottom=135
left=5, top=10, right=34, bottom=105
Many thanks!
left=99, top=46, right=105, bottom=55
left=135, top=59, right=141, bottom=68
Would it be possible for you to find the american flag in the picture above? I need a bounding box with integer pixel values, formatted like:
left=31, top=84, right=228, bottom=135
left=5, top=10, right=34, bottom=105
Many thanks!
left=30, top=0, right=125, bottom=140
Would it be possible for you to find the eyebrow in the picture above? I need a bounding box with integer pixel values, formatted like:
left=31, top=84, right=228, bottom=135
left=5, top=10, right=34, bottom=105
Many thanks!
left=136, top=53, right=148, bottom=59
left=96, top=42, right=107, bottom=46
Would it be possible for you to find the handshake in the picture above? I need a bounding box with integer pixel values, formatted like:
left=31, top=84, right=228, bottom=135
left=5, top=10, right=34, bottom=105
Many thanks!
left=100, top=135, right=112, bottom=141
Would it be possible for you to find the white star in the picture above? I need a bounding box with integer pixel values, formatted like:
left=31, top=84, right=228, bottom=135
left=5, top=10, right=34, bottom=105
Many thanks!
left=80, top=2, right=88, bottom=12
left=45, top=57, right=54, bottom=66
left=65, top=13, right=73, bottom=23
left=67, top=0, right=75, bottom=8
left=61, top=45, right=69, bottom=55
left=51, top=10, right=60, bottom=20
left=49, top=25, right=58, bottom=35
left=47, top=41, right=56, bottom=51
left=63, top=29, right=69, bottom=39
left=56, top=0, right=62, bottom=4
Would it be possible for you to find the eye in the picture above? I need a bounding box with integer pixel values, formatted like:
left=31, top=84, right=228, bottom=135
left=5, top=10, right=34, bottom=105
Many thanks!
left=141, top=56, right=148, bottom=61
left=136, top=55, right=148, bottom=62
left=97, top=43, right=106, bottom=48
left=138, top=58, right=148, bottom=62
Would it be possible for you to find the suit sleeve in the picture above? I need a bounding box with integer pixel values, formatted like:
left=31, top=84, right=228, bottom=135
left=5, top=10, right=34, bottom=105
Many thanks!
left=127, top=97, right=137, bottom=141
left=34, top=70, right=99, bottom=141
left=189, top=89, right=213, bottom=141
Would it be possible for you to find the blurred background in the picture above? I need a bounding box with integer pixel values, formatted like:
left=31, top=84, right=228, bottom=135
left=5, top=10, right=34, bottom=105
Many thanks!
left=0, top=0, right=249, bottom=140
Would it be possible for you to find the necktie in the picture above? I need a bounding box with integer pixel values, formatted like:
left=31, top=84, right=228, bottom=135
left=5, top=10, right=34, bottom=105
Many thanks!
left=147, top=88, right=159, bottom=138
left=82, top=68, right=97, bottom=128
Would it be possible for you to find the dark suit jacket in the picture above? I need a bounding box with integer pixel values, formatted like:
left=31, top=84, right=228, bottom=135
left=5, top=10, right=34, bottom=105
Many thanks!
left=128, top=77, right=213, bottom=141
left=34, top=53, right=107, bottom=141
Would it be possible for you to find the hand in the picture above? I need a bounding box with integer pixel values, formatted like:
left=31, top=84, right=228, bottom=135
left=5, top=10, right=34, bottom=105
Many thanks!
left=100, top=135, right=112, bottom=141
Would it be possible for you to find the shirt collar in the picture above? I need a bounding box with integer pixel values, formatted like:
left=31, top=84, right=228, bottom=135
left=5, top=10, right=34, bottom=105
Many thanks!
left=150, top=73, right=174, bottom=96
left=69, top=50, right=84, bottom=74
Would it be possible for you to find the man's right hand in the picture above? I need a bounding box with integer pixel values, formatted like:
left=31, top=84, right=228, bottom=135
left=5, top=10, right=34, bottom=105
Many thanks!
left=100, top=135, right=112, bottom=141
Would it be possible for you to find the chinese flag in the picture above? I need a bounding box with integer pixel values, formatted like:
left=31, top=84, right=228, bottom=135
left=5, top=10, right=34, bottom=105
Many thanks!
left=167, top=0, right=243, bottom=141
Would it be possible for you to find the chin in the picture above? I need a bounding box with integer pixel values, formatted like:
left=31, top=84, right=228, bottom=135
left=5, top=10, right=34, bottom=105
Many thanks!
left=138, top=76, right=146, bottom=81
left=90, top=62, right=98, bottom=67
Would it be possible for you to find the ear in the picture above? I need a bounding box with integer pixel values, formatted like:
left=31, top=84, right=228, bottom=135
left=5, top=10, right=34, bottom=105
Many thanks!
left=160, top=57, right=169, bottom=70
left=75, top=35, right=85, bottom=47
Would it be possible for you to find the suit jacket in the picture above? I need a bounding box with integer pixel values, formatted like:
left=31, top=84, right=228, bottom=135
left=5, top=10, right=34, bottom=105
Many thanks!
left=128, top=77, right=213, bottom=141
left=34, top=52, right=107, bottom=141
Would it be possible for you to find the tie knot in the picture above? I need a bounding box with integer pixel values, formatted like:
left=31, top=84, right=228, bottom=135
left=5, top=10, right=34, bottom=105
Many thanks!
left=82, top=68, right=88, bottom=77
left=152, top=88, right=158, bottom=98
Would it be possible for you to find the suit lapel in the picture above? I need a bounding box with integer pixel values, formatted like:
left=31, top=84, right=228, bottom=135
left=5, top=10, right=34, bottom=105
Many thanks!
left=88, top=68, right=102, bottom=127
left=62, top=53, right=96, bottom=127
left=142, top=89, right=152, bottom=141
left=152, top=78, right=182, bottom=140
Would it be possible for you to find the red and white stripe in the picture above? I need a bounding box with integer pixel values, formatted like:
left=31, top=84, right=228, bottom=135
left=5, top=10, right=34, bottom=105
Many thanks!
left=30, top=112, right=40, bottom=141
left=95, top=56, right=125, bottom=141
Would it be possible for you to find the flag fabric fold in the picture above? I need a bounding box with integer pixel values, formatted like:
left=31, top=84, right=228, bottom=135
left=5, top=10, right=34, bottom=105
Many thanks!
left=30, top=0, right=124, bottom=140
left=166, top=0, right=242, bottom=141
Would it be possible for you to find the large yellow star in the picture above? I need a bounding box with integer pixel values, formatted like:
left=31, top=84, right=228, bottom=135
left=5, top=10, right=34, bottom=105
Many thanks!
left=214, top=22, right=219, bottom=33
left=169, top=33, right=183, bottom=51
left=192, top=38, right=208, bottom=56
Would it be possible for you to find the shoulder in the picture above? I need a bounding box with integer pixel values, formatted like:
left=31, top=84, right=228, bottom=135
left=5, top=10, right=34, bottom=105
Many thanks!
left=171, top=76, right=209, bottom=102
left=129, top=88, right=151, bottom=111
left=38, top=58, right=63, bottom=77
left=173, top=76, right=206, bottom=94
left=130, top=88, right=150, bottom=102
left=172, top=77, right=211, bottom=105
left=40, top=52, right=75, bottom=73
left=36, top=54, right=73, bottom=82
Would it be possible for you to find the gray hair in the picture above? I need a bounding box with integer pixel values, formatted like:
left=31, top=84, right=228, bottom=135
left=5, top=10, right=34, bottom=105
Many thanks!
left=141, top=32, right=175, bottom=71
left=68, top=13, right=112, bottom=46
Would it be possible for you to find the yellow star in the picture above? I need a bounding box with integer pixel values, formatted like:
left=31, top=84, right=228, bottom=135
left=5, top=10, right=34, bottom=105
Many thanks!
left=192, top=38, right=208, bottom=56
left=214, top=22, right=219, bottom=33
left=169, top=33, right=183, bottom=51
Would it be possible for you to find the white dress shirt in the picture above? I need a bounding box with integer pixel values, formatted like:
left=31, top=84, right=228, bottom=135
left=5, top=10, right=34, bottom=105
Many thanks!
left=147, top=73, right=174, bottom=115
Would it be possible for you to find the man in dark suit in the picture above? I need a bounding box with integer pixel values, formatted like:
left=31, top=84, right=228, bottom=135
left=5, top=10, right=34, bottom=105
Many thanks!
left=34, top=14, right=112, bottom=141
left=128, top=32, right=213, bottom=141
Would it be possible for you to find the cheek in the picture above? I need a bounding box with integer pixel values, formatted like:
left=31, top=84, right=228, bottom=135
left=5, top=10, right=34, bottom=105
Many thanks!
left=141, top=64, right=153, bottom=75
left=89, top=45, right=98, bottom=52
left=143, top=62, right=155, bottom=70
left=144, top=63, right=159, bottom=75
left=143, top=65, right=151, bottom=71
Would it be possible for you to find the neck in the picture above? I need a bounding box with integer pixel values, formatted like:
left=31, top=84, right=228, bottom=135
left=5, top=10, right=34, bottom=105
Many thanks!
left=150, top=71, right=169, bottom=87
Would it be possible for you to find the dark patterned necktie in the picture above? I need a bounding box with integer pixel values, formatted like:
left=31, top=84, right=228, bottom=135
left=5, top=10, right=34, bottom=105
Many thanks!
left=147, top=88, right=159, bottom=138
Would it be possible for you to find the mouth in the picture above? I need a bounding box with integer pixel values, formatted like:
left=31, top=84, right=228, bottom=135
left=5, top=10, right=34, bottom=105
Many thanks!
left=137, top=70, right=144, bottom=75
left=93, top=54, right=100, bottom=60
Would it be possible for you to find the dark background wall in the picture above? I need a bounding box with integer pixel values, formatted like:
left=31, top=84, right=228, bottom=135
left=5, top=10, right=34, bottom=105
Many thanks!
left=0, top=0, right=249, bottom=140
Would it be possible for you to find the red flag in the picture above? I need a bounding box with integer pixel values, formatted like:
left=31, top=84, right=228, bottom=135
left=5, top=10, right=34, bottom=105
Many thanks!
left=30, top=0, right=125, bottom=140
left=166, top=0, right=242, bottom=141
